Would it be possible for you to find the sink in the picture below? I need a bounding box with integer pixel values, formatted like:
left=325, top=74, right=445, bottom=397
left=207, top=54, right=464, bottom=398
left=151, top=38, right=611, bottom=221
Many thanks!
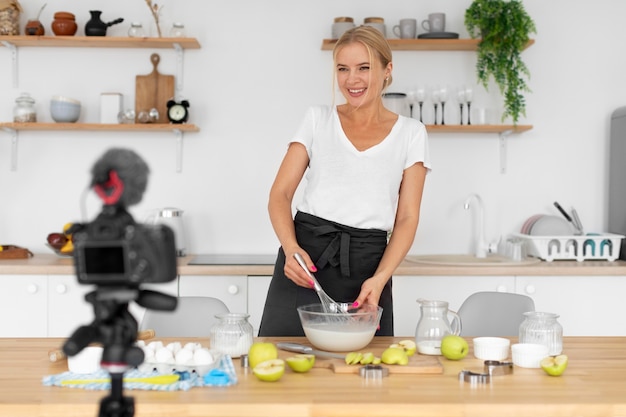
left=405, top=254, right=541, bottom=267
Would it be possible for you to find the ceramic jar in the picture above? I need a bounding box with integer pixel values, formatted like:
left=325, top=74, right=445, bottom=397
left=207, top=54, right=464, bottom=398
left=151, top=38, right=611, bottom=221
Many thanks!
left=51, top=12, right=77, bottom=36
left=364, top=16, right=386, bottom=37
left=209, top=313, right=253, bottom=358
left=519, top=311, right=563, bottom=355
left=331, top=17, right=354, bottom=39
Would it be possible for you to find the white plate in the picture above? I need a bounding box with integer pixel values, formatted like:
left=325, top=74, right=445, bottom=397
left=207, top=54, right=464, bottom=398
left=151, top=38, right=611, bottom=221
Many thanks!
left=529, top=215, right=574, bottom=236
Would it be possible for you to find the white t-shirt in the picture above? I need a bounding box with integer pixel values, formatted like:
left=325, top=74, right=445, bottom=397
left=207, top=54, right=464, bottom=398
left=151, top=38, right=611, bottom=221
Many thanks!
left=292, top=105, right=431, bottom=231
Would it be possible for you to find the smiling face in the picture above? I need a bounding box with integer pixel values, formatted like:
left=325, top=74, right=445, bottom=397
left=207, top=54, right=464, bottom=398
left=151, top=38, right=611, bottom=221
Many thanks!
left=335, top=41, right=392, bottom=109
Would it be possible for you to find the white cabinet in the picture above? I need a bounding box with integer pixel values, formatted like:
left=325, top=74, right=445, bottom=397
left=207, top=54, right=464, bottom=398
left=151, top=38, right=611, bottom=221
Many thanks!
left=47, top=275, right=96, bottom=338
left=0, top=274, right=47, bottom=337
left=179, top=275, right=247, bottom=315
left=515, top=275, right=626, bottom=336
left=247, top=275, right=272, bottom=336
left=392, top=275, right=515, bottom=337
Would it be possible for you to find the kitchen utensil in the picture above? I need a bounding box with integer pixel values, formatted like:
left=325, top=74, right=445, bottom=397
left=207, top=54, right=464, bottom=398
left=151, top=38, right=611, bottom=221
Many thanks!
left=135, top=53, right=175, bottom=124
left=50, top=95, right=81, bottom=123
left=571, top=208, right=584, bottom=234
left=511, top=343, right=549, bottom=368
left=415, top=299, right=461, bottom=355
left=553, top=201, right=582, bottom=234
left=297, top=303, right=381, bottom=351
left=529, top=215, right=573, bottom=236
left=276, top=342, right=346, bottom=359
left=473, top=337, right=511, bottom=361
left=85, top=10, right=124, bottom=36
left=293, top=253, right=347, bottom=313
left=61, top=374, right=180, bottom=385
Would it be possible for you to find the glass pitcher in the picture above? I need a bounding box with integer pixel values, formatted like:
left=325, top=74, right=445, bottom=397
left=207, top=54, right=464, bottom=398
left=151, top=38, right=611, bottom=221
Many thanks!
left=415, top=299, right=461, bottom=355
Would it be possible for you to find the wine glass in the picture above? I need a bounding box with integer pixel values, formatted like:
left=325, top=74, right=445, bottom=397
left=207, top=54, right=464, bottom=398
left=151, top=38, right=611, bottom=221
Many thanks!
left=439, top=85, right=448, bottom=125
left=415, top=86, right=426, bottom=123
left=465, top=86, right=474, bottom=125
left=406, top=88, right=418, bottom=119
left=431, top=89, right=441, bottom=125
left=457, top=86, right=466, bottom=125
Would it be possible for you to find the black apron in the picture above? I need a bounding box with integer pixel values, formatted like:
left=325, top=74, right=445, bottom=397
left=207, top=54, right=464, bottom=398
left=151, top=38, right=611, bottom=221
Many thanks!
left=258, top=211, right=393, bottom=336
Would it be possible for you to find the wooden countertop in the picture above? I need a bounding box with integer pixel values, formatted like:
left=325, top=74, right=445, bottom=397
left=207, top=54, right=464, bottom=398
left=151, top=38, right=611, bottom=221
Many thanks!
left=2, top=253, right=626, bottom=276
left=1, top=336, right=625, bottom=417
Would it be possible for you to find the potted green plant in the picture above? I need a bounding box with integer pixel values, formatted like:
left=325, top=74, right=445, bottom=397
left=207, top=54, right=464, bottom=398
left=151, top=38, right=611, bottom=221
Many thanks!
left=464, top=0, right=536, bottom=124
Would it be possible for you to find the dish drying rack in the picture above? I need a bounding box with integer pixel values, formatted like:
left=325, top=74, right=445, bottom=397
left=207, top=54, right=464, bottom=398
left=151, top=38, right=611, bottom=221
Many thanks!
left=512, top=233, right=624, bottom=262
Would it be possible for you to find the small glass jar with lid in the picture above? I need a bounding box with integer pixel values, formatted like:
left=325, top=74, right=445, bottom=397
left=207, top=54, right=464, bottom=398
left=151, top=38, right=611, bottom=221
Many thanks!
left=209, top=313, right=253, bottom=358
left=13, top=93, right=37, bottom=123
left=169, top=22, right=186, bottom=38
left=128, top=22, right=146, bottom=38
left=519, top=311, right=563, bottom=355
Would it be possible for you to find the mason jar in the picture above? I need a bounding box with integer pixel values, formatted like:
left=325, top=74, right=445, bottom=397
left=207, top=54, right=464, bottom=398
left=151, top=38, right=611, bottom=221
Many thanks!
left=209, top=313, right=253, bottom=358
left=13, top=93, right=37, bottom=123
left=169, top=22, right=186, bottom=38
left=128, top=22, right=145, bottom=38
left=519, top=311, right=563, bottom=355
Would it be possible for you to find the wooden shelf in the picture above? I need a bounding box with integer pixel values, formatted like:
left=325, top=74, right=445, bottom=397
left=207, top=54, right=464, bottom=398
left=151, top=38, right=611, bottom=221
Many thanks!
left=0, top=36, right=200, bottom=49
left=0, top=122, right=199, bottom=132
left=424, top=124, right=533, bottom=134
left=321, top=38, right=534, bottom=51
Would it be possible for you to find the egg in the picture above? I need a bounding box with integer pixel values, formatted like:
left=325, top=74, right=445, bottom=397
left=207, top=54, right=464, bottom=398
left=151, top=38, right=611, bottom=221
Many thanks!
left=175, top=348, right=194, bottom=365
left=183, top=342, right=201, bottom=352
left=193, top=348, right=214, bottom=365
left=155, top=347, right=174, bottom=363
left=148, top=341, right=164, bottom=351
left=166, top=342, right=182, bottom=354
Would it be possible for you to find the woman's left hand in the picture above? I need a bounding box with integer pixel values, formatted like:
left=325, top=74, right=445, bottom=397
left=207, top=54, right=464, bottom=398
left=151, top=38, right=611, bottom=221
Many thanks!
left=352, top=277, right=386, bottom=308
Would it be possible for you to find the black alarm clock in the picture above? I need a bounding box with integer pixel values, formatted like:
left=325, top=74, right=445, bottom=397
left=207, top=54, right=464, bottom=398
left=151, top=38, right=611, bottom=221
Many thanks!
left=166, top=99, right=190, bottom=124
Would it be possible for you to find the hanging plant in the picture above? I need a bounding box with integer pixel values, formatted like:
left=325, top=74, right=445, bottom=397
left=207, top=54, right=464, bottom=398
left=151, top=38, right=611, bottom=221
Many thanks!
left=464, top=0, right=536, bottom=124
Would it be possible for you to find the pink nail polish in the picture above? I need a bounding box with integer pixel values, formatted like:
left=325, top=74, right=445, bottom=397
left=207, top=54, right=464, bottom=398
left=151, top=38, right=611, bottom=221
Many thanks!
left=311, top=265, right=318, bottom=272
left=309, top=279, right=315, bottom=288
left=352, top=301, right=359, bottom=308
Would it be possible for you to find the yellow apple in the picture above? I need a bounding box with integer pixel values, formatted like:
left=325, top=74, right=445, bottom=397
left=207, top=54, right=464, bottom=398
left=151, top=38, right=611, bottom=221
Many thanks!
left=248, top=342, right=278, bottom=369
left=440, top=335, right=469, bottom=360
left=541, top=354, right=568, bottom=376
left=390, top=340, right=417, bottom=356
left=252, top=359, right=285, bottom=382
left=381, top=347, right=409, bottom=365
left=359, top=352, right=375, bottom=365
left=285, top=354, right=315, bottom=373
left=345, top=352, right=363, bottom=365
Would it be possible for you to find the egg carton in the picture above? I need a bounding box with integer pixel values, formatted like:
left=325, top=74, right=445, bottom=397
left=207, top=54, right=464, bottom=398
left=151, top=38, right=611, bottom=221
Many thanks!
left=512, top=233, right=624, bottom=262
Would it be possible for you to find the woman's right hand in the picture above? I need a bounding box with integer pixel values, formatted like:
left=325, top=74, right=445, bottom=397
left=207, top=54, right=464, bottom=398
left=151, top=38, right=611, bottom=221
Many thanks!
left=283, top=248, right=316, bottom=289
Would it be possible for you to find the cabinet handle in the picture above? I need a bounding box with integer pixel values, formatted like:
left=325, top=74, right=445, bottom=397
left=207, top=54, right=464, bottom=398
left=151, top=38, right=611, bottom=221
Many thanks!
left=26, top=283, right=39, bottom=294
left=496, top=285, right=507, bottom=292
left=228, top=285, right=239, bottom=295
left=525, top=285, right=536, bottom=294
left=56, top=284, right=68, bottom=294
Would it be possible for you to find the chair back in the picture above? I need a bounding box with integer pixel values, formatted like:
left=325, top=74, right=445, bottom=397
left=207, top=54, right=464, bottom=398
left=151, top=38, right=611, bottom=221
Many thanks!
left=457, top=291, right=535, bottom=337
left=140, top=296, right=229, bottom=337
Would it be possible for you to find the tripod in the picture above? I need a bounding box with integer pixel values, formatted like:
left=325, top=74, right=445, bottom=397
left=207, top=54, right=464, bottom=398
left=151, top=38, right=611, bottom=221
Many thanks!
left=63, top=286, right=176, bottom=417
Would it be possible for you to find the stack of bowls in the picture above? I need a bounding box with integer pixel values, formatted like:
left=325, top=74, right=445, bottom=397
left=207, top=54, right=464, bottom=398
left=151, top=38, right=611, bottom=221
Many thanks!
left=50, top=96, right=81, bottom=123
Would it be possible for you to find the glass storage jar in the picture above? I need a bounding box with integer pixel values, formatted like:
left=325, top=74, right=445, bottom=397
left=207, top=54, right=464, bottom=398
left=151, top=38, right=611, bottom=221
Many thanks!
left=519, top=311, right=563, bottom=355
left=128, top=22, right=145, bottom=37
left=169, top=22, right=186, bottom=37
left=13, top=93, right=36, bottom=123
left=209, top=313, right=253, bottom=358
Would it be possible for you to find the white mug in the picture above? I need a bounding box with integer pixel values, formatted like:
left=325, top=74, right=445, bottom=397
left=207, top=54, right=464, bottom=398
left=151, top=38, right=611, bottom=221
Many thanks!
left=421, top=13, right=446, bottom=33
left=393, top=18, right=417, bottom=39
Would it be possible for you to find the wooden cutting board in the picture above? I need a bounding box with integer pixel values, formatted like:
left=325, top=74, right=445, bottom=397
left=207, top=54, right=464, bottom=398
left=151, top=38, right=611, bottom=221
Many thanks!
left=135, top=53, right=174, bottom=124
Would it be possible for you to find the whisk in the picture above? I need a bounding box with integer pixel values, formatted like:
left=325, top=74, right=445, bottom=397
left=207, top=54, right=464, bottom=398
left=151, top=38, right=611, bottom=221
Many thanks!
left=294, top=253, right=349, bottom=313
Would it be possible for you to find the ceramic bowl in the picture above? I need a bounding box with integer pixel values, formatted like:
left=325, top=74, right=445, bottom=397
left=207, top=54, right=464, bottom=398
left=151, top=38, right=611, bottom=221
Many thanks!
left=50, top=96, right=81, bottom=123
left=68, top=346, right=103, bottom=374
left=297, top=303, right=382, bottom=352
left=511, top=343, right=549, bottom=368
left=473, top=337, right=511, bottom=361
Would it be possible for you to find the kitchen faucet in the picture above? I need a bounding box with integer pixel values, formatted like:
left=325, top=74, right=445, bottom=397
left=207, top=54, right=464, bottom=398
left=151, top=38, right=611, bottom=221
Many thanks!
left=464, top=193, right=490, bottom=258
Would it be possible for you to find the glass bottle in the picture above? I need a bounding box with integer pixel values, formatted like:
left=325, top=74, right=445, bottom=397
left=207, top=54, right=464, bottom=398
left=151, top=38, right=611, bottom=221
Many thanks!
left=209, top=313, right=253, bottom=358
left=519, top=312, right=563, bottom=355
left=169, top=22, right=186, bottom=37
left=13, top=93, right=37, bottom=123
left=128, top=22, right=145, bottom=38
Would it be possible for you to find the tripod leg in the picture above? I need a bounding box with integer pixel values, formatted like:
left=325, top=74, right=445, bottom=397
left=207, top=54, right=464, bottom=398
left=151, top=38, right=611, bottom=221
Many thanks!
left=99, top=372, right=135, bottom=417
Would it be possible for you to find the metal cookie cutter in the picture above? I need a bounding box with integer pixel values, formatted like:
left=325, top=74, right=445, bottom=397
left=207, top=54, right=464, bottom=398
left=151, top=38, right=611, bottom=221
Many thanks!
left=458, top=370, right=490, bottom=384
left=360, top=365, right=389, bottom=379
left=484, top=360, right=514, bottom=376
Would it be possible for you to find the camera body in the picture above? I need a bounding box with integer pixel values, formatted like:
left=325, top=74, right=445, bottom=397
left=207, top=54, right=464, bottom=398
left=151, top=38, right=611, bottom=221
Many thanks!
left=73, top=205, right=177, bottom=286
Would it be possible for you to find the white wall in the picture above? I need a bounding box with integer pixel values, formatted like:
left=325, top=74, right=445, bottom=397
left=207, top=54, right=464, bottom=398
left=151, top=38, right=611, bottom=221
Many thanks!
left=2, top=0, right=626, bottom=256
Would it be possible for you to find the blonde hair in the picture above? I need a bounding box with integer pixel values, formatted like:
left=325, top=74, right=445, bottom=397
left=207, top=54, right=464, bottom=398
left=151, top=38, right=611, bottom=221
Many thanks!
left=331, top=25, right=393, bottom=104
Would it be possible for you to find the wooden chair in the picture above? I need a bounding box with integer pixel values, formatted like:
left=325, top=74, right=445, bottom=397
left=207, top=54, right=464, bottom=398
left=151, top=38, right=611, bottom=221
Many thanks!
left=457, top=291, right=535, bottom=337
left=140, top=296, right=229, bottom=337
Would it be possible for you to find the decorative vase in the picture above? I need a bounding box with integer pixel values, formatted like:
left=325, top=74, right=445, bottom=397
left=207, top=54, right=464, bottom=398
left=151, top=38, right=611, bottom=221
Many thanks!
left=51, top=12, right=77, bottom=36
left=85, top=10, right=124, bottom=36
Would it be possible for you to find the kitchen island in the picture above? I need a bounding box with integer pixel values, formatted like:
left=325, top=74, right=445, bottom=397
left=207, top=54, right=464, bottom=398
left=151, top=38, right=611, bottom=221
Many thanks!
left=1, top=336, right=625, bottom=417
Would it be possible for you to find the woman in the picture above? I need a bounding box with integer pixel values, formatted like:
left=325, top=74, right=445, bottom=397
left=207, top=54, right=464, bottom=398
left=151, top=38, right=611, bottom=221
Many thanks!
left=258, top=26, right=430, bottom=337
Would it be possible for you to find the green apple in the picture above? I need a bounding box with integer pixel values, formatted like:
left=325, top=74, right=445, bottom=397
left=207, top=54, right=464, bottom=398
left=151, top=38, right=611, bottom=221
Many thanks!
left=541, top=354, right=568, bottom=376
left=285, top=354, right=315, bottom=373
left=359, top=352, right=375, bottom=365
left=248, top=342, right=278, bottom=369
left=345, top=352, right=363, bottom=365
left=440, top=335, right=469, bottom=360
left=390, top=340, right=417, bottom=356
left=381, top=347, right=409, bottom=365
left=252, top=359, right=285, bottom=382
